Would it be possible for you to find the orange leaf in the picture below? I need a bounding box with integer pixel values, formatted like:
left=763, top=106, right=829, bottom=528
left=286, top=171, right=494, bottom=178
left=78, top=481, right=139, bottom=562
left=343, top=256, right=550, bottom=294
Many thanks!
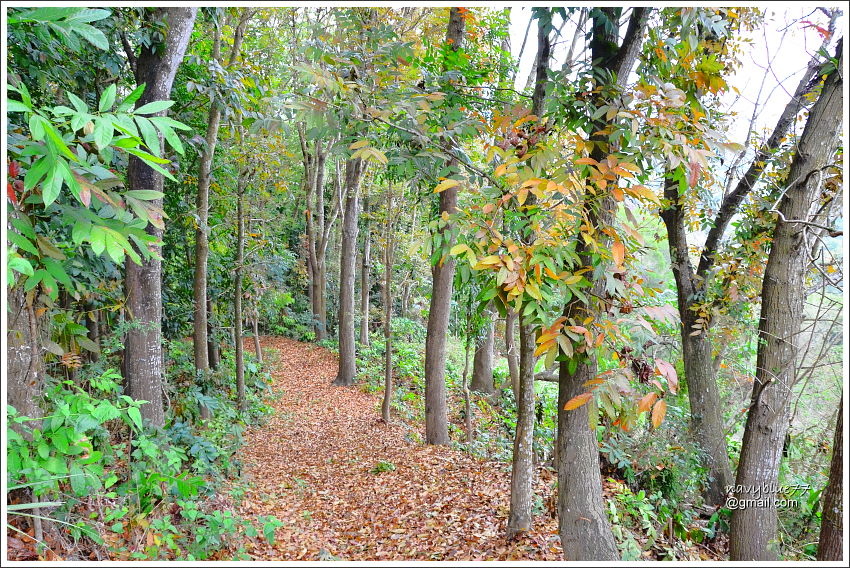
left=612, top=239, right=625, bottom=268
left=651, top=399, right=667, bottom=428
left=564, top=392, right=593, bottom=411
left=575, top=157, right=598, bottom=166
left=637, top=392, right=657, bottom=414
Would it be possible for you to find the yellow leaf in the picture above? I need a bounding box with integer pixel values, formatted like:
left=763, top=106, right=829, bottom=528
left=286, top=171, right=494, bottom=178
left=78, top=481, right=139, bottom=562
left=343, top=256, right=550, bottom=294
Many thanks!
left=517, top=187, right=528, bottom=206
left=627, top=184, right=660, bottom=205
left=651, top=399, right=667, bottom=428
left=449, top=244, right=469, bottom=256
left=564, top=392, right=593, bottom=411
left=494, top=163, right=508, bottom=177
left=434, top=179, right=460, bottom=193
left=612, top=187, right=624, bottom=202
left=349, top=139, right=370, bottom=150
left=533, top=340, right=554, bottom=358
left=564, top=274, right=582, bottom=285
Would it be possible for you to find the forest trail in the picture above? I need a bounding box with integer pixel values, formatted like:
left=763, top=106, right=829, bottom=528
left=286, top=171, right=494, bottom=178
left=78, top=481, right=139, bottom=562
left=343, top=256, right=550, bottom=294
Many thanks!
left=236, top=337, right=563, bottom=561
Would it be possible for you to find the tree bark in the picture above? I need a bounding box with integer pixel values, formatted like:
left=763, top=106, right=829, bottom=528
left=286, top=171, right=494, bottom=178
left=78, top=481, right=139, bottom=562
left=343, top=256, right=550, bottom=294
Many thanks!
left=505, top=310, right=520, bottom=401
left=359, top=196, right=371, bottom=346
left=333, top=158, right=364, bottom=385
left=470, top=311, right=495, bottom=395
left=817, top=397, right=843, bottom=561
left=7, top=285, right=43, bottom=433
left=380, top=190, right=396, bottom=422
left=660, top=178, right=733, bottom=505
left=730, top=45, right=842, bottom=561
left=124, top=7, right=197, bottom=428
left=423, top=6, right=465, bottom=446
left=557, top=8, right=648, bottom=560
left=252, top=306, right=262, bottom=365
left=507, top=319, right=536, bottom=539
left=207, top=297, right=219, bottom=370
left=235, top=175, right=247, bottom=413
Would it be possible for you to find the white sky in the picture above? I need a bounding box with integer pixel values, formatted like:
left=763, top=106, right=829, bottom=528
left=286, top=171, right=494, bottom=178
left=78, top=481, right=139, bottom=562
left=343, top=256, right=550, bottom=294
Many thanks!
left=507, top=6, right=843, bottom=146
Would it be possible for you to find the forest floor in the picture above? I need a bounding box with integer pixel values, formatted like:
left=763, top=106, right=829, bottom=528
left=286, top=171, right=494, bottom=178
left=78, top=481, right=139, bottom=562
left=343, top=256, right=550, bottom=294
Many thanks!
left=235, top=337, right=564, bottom=561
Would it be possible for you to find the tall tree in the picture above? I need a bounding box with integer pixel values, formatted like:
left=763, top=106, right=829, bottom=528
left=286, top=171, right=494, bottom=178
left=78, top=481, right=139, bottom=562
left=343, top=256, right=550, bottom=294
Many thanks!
left=470, top=313, right=495, bottom=395
left=333, top=158, right=365, bottom=385
left=557, top=7, right=648, bottom=560
left=423, top=5, right=465, bottom=445
left=658, top=12, right=838, bottom=505
left=193, top=8, right=251, bottom=416
left=507, top=8, right=551, bottom=540
left=124, top=7, right=197, bottom=428
left=730, top=42, right=843, bottom=561
left=817, top=397, right=843, bottom=561
left=359, top=195, right=372, bottom=346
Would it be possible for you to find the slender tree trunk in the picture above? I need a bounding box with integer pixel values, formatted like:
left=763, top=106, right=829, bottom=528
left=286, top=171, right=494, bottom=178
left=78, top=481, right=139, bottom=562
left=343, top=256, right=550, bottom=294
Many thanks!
left=471, top=310, right=495, bottom=395
left=235, top=178, right=247, bottom=413
left=124, top=7, right=197, bottom=428
left=730, top=50, right=842, bottom=560
left=359, top=196, right=371, bottom=346
left=333, top=158, right=364, bottom=386
left=380, top=191, right=396, bottom=422
left=505, top=310, right=520, bottom=401
left=194, top=10, right=250, bottom=401
left=660, top=179, right=733, bottom=505
left=85, top=302, right=99, bottom=363
left=207, top=297, right=219, bottom=370
left=7, top=285, right=43, bottom=433
left=507, top=319, right=536, bottom=539
left=424, top=6, right=465, bottom=445
left=252, top=306, right=262, bottom=365
left=817, top=397, right=843, bottom=561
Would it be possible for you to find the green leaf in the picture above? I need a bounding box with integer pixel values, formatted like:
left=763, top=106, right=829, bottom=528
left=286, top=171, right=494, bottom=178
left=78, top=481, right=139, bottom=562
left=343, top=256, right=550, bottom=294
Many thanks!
left=7, top=99, right=31, bottom=113
left=71, top=22, right=108, bottom=50
left=43, top=456, right=68, bottom=474
left=29, top=114, right=46, bottom=140
left=70, top=464, right=87, bottom=496
left=93, top=117, right=114, bottom=150
left=134, top=115, right=160, bottom=156
left=92, top=401, right=120, bottom=423
left=76, top=336, right=100, bottom=354
left=151, top=119, right=184, bottom=155
left=43, top=121, right=78, bottom=161
left=71, top=221, right=91, bottom=245
left=98, top=83, right=116, bottom=112
left=133, top=100, right=175, bottom=115
left=24, top=155, right=51, bottom=191
left=42, top=257, right=73, bottom=289
left=125, top=190, right=164, bottom=201
left=66, top=92, right=88, bottom=113
left=89, top=225, right=106, bottom=256
left=117, top=83, right=146, bottom=112
left=8, top=232, right=40, bottom=256
left=127, top=407, right=143, bottom=431
left=8, top=255, right=35, bottom=277
left=42, top=168, right=63, bottom=207
left=105, top=235, right=125, bottom=264
left=65, top=8, right=111, bottom=24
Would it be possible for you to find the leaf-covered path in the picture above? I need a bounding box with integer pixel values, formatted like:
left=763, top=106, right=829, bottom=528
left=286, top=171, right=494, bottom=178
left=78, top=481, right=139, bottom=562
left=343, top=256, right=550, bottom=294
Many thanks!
left=236, top=337, right=563, bottom=561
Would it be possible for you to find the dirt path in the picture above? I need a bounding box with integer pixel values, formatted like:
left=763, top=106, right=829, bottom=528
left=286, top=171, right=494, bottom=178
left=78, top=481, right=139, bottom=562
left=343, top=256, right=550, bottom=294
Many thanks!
left=236, top=337, right=563, bottom=561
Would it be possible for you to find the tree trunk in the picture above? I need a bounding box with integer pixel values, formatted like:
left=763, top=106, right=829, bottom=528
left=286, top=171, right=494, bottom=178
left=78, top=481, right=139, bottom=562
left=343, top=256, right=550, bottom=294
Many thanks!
left=817, top=397, right=843, bottom=561
left=557, top=8, right=648, bottom=560
left=207, top=297, right=219, bottom=370
left=660, top=179, right=733, bottom=506
left=507, top=319, right=536, bottom=539
left=424, top=6, right=465, bottom=445
left=7, top=285, right=44, bottom=433
left=252, top=306, right=262, bottom=365
left=235, top=178, right=246, bottom=413
left=471, top=311, right=495, bottom=395
left=333, top=158, right=364, bottom=385
left=380, top=191, right=396, bottom=422
left=359, top=196, right=371, bottom=346
left=85, top=302, right=99, bottom=363
left=124, top=7, right=197, bottom=429
left=730, top=46, right=842, bottom=561
left=505, top=310, right=520, bottom=401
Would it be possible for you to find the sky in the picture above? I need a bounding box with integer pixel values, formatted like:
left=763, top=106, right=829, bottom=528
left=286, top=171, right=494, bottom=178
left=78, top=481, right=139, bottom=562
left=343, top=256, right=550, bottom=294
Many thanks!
left=507, top=6, right=843, bottom=145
